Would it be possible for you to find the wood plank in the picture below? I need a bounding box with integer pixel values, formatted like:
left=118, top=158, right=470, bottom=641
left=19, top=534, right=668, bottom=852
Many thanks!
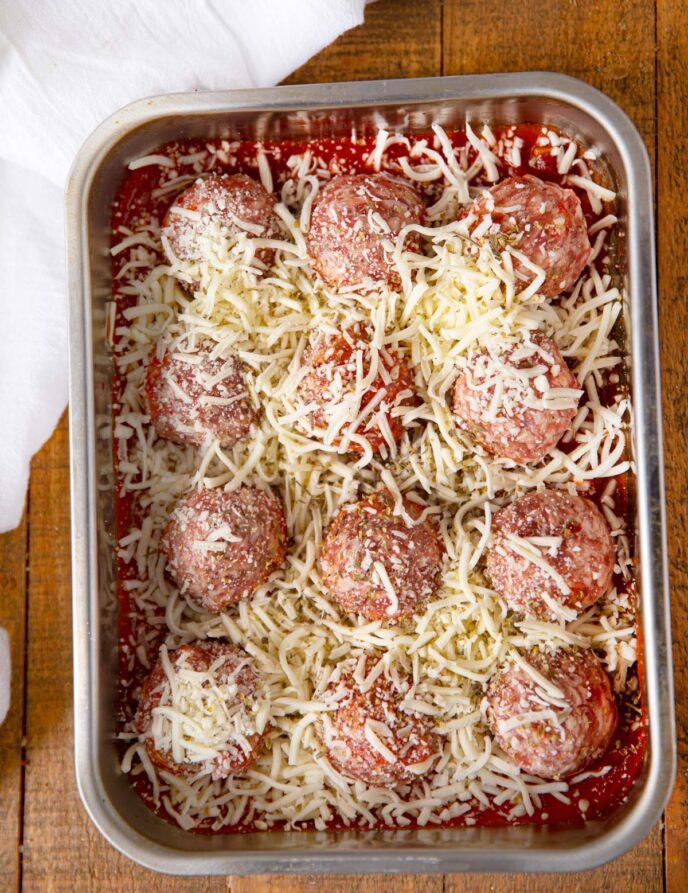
left=443, top=0, right=657, bottom=158
left=443, top=822, right=663, bottom=893
left=442, top=1, right=662, bottom=891
left=0, top=513, right=27, bottom=893
left=657, top=0, right=688, bottom=889
left=257, top=5, right=444, bottom=893
left=20, top=414, right=225, bottom=893
left=229, top=876, right=441, bottom=893
left=19, top=8, right=446, bottom=890
left=284, top=0, right=443, bottom=84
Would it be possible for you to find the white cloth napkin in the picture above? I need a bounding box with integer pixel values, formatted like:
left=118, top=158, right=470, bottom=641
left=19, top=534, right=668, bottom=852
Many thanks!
left=0, top=0, right=366, bottom=534
left=0, top=0, right=366, bottom=724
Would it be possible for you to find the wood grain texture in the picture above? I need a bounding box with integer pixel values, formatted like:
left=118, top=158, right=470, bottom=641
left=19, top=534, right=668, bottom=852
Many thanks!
left=0, top=514, right=27, bottom=893
left=284, top=0, right=443, bottom=84
left=228, top=875, right=442, bottom=893
left=20, top=415, right=225, bottom=893
left=443, top=822, right=663, bottom=893
left=657, top=0, right=688, bottom=890
left=443, top=0, right=656, bottom=157
left=261, top=6, right=444, bottom=891
left=442, top=1, right=662, bottom=891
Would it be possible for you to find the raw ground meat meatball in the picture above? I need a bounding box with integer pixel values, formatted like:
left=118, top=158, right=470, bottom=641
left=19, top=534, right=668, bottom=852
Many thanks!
left=319, top=656, right=441, bottom=785
left=135, top=641, right=269, bottom=780
left=487, top=646, right=618, bottom=780
left=307, top=172, right=425, bottom=290
left=161, top=485, right=287, bottom=612
left=144, top=339, right=256, bottom=448
left=296, top=324, right=419, bottom=453
left=486, top=488, right=614, bottom=621
left=452, top=332, right=581, bottom=464
left=465, top=174, right=591, bottom=297
left=163, top=173, right=282, bottom=265
left=319, top=489, right=444, bottom=622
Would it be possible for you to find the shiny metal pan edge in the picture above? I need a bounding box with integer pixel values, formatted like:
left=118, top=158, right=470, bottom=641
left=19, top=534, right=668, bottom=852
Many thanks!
left=66, top=72, right=675, bottom=875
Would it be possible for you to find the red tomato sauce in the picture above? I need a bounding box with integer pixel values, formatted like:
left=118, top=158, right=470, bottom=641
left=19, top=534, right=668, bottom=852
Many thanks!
left=110, top=124, right=646, bottom=833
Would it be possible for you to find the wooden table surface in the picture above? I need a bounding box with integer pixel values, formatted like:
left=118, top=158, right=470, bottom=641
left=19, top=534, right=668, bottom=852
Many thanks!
left=1, top=0, right=685, bottom=890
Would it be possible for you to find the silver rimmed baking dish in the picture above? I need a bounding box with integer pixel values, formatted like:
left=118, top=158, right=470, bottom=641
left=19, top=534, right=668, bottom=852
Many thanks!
left=66, top=72, right=675, bottom=875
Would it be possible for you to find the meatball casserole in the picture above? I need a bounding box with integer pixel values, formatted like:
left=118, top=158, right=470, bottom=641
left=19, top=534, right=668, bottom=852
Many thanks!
left=110, top=123, right=640, bottom=834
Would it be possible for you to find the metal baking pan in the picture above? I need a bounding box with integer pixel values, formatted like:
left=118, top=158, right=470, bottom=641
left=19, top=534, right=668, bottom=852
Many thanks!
left=66, top=72, right=675, bottom=875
